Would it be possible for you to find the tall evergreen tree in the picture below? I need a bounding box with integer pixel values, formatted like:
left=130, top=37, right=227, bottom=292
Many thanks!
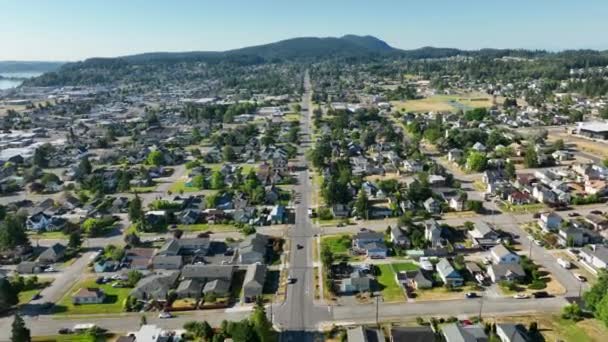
left=11, top=313, right=30, bottom=342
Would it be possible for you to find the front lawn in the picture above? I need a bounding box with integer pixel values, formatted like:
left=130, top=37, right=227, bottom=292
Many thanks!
left=54, top=278, right=132, bottom=315
left=169, top=180, right=200, bottom=194
left=28, top=230, right=68, bottom=239
left=33, top=334, right=113, bottom=342
left=177, top=223, right=238, bottom=233
left=376, top=264, right=404, bottom=302
left=391, top=262, right=419, bottom=273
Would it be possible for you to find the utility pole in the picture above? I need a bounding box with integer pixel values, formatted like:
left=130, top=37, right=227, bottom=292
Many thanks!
left=478, top=294, right=484, bottom=321
left=375, top=294, right=380, bottom=328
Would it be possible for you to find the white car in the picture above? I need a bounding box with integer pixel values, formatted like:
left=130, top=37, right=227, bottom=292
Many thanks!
left=158, top=311, right=173, bottom=319
left=533, top=240, right=542, bottom=246
left=513, top=293, right=529, bottom=299
left=44, top=267, right=56, bottom=273
left=574, top=274, right=587, bottom=282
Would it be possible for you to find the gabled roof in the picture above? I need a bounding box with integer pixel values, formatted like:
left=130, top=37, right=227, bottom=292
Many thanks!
left=181, top=265, right=234, bottom=280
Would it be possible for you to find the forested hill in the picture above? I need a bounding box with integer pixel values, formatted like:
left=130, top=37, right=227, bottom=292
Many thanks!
left=22, top=34, right=608, bottom=87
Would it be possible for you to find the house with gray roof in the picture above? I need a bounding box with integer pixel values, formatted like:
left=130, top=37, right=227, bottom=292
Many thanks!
left=495, top=324, right=528, bottom=342
left=340, top=270, right=373, bottom=294
left=390, top=326, right=436, bottom=342
left=487, top=264, right=526, bottom=283
left=238, top=233, right=268, bottom=264
left=436, top=259, right=463, bottom=287
left=157, top=238, right=210, bottom=256
left=243, top=263, right=267, bottom=302
left=202, top=279, right=231, bottom=297
left=175, top=279, right=203, bottom=299
left=181, top=265, right=234, bottom=282
left=152, top=255, right=183, bottom=270
left=130, top=271, right=180, bottom=301
left=38, top=243, right=66, bottom=264
left=442, top=323, right=488, bottom=342
left=346, top=326, right=384, bottom=342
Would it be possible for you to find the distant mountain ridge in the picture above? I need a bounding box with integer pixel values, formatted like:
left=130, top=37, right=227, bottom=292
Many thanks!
left=21, top=34, right=608, bottom=87
left=0, top=61, right=64, bottom=74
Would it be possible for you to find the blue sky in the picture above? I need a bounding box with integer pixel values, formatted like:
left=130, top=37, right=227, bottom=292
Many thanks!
left=2, top=0, right=608, bottom=61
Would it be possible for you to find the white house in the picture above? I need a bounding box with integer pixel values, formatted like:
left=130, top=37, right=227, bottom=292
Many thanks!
left=490, top=244, right=520, bottom=264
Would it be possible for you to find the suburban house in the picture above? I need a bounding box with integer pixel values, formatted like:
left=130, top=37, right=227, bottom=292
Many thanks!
left=125, top=248, right=155, bottom=270
left=490, top=244, right=520, bottom=264
left=152, top=255, right=183, bottom=270
left=37, top=243, right=66, bottom=264
left=496, top=324, right=528, bottom=342
left=390, top=326, right=436, bottom=342
left=340, top=270, right=373, bottom=293
left=390, top=226, right=410, bottom=248
left=487, top=263, right=526, bottom=283
left=584, top=214, right=608, bottom=231
left=579, top=245, right=608, bottom=271
left=423, top=197, right=442, bottom=214
left=448, top=149, right=463, bottom=162
left=424, top=219, right=443, bottom=248
left=157, top=238, right=210, bottom=256
left=557, top=225, right=586, bottom=247
left=436, top=258, right=463, bottom=287
left=442, top=323, right=487, bottom=342
left=175, top=279, right=203, bottom=299
left=238, top=233, right=269, bottom=264
left=130, top=271, right=180, bottom=301
left=347, top=326, right=384, bottom=342
left=72, top=288, right=105, bottom=304
left=243, top=263, right=267, bottom=303
left=352, top=231, right=388, bottom=258
left=538, top=212, right=563, bottom=232
left=468, top=222, right=500, bottom=247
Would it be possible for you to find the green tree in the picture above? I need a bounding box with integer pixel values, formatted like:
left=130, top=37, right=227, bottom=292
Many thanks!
left=128, top=194, right=144, bottom=224
left=0, top=278, right=18, bottom=311
left=524, top=146, right=539, bottom=168
left=583, top=271, right=608, bottom=312
left=466, top=152, right=487, bottom=172
left=210, top=171, right=225, bottom=190
left=504, top=161, right=516, bottom=180
left=562, top=303, right=582, bottom=321
left=77, top=156, right=92, bottom=178
left=354, top=190, right=369, bottom=219
left=222, top=146, right=236, bottom=162
left=0, top=215, right=29, bottom=250
left=146, top=150, right=164, bottom=166
left=68, top=231, right=82, bottom=250
left=596, top=294, right=608, bottom=327
left=251, top=297, right=273, bottom=342
left=11, top=313, right=30, bottom=342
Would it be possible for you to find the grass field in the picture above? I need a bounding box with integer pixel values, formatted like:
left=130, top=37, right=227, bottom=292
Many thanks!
left=283, top=113, right=300, bottom=122
left=131, top=185, right=157, bottom=193
left=391, top=93, right=494, bottom=113
left=54, top=278, right=132, bottom=315
left=321, top=235, right=352, bottom=254
left=499, top=202, right=547, bottom=213
left=376, top=264, right=404, bottom=302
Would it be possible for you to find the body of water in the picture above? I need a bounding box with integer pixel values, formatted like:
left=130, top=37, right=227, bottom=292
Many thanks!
left=0, top=71, right=43, bottom=90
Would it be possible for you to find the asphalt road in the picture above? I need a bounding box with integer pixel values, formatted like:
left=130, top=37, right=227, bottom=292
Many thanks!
left=275, top=71, right=328, bottom=342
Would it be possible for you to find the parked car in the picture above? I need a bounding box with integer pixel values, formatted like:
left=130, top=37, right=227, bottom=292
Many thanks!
left=557, top=258, right=571, bottom=269
left=32, top=293, right=42, bottom=300
left=159, top=311, right=173, bottom=319
left=568, top=212, right=580, bottom=217
left=574, top=274, right=587, bottom=282
left=533, top=291, right=550, bottom=298
left=513, top=293, right=529, bottom=299
left=58, top=328, right=72, bottom=335
left=590, top=210, right=603, bottom=215
left=287, top=277, right=297, bottom=284
left=465, top=292, right=478, bottom=298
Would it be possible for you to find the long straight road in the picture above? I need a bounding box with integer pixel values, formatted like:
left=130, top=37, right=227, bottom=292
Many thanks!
left=274, top=71, right=329, bottom=341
